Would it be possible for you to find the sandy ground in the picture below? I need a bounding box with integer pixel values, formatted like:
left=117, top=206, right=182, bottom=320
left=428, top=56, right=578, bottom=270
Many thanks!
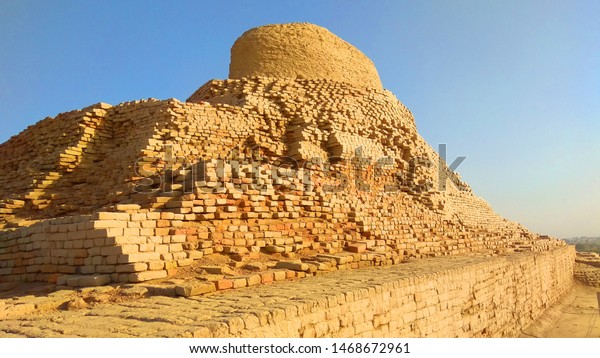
left=521, top=282, right=600, bottom=338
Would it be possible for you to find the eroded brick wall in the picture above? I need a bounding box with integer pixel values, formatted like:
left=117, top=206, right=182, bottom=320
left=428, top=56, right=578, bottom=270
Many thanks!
left=196, top=246, right=574, bottom=338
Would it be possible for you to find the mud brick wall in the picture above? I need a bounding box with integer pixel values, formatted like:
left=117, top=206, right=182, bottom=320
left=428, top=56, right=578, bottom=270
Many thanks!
left=191, top=246, right=574, bottom=338
left=0, top=215, right=96, bottom=283
left=0, top=209, right=211, bottom=285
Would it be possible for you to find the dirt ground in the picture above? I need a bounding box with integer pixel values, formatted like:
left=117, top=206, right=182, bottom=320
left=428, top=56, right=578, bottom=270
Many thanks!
left=521, top=282, right=600, bottom=338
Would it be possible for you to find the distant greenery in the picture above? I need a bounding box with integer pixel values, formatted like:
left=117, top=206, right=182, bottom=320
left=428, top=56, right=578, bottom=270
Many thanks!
left=563, top=237, right=600, bottom=254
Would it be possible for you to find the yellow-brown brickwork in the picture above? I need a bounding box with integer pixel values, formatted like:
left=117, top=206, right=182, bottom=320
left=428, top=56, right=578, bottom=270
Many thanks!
left=0, top=23, right=568, bottom=291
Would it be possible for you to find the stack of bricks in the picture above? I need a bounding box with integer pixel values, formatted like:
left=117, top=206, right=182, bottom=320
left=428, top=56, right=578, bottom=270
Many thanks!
left=0, top=206, right=212, bottom=286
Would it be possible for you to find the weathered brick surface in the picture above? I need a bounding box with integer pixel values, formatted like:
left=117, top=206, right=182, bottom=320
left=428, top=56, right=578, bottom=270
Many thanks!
left=229, top=23, right=383, bottom=90
left=574, top=252, right=600, bottom=287
left=0, top=247, right=574, bottom=337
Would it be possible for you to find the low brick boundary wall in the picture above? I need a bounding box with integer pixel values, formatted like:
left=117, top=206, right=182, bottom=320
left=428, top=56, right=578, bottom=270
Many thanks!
left=228, top=246, right=575, bottom=337
left=0, top=213, right=200, bottom=285
left=199, top=246, right=574, bottom=338
left=0, top=246, right=574, bottom=337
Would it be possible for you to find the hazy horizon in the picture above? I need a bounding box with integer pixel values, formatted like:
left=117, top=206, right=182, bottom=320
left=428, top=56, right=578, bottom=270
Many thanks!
left=1, top=0, right=598, bottom=238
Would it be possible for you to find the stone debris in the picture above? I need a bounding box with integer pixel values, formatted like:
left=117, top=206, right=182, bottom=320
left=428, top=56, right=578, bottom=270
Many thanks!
left=66, top=298, right=88, bottom=311
left=175, top=282, right=216, bottom=297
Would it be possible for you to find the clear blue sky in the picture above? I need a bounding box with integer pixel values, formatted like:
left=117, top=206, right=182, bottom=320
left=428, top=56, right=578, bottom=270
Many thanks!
left=1, top=0, right=598, bottom=238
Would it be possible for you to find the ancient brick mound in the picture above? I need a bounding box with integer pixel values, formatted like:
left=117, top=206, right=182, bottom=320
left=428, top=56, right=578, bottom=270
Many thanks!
left=0, top=23, right=565, bottom=289
left=229, top=23, right=383, bottom=89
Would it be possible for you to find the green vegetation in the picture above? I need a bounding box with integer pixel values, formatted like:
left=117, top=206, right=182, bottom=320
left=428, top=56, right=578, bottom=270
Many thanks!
left=563, top=237, right=600, bottom=254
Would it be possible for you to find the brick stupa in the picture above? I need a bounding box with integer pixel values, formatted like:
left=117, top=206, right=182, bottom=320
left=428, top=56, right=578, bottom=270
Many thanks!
left=0, top=23, right=568, bottom=289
